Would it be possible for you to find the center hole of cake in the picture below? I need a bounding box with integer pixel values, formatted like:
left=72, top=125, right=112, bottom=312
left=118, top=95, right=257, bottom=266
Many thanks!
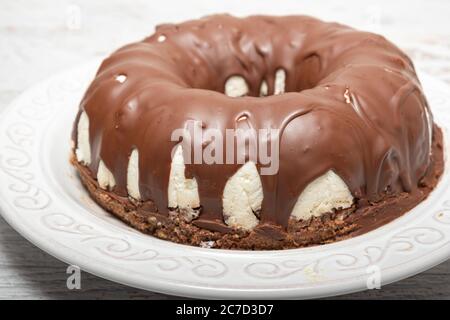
left=224, top=69, right=286, bottom=98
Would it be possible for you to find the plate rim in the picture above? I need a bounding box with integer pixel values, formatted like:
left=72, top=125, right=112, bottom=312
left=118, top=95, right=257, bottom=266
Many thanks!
left=0, top=60, right=449, bottom=299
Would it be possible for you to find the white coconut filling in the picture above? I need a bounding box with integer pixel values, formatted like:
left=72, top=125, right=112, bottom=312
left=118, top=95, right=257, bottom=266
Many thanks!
left=75, top=111, right=91, bottom=165
left=168, top=145, right=200, bottom=222
left=127, top=148, right=141, bottom=200
left=424, top=106, right=433, bottom=155
left=157, top=34, right=167, bottom=43
left=291, top=170, right=353, bottom=221
left=97, top=160, right=116, bottom=190
left=222, top=161, right=263, bottom=230
left=76, top=74, right=353, bottom=228
left=259, top=80, right=268, bottom=96
left=224, top=75, right=249, bottom=97
left=225, top=69, right=286, bottom=97
left=115, top=74, right=127, bottom=83
left=274, top=68, right=286, bottom=95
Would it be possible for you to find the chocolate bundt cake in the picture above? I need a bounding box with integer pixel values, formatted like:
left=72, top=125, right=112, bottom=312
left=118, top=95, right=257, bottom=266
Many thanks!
left=72, top=14, right=443, bottom=250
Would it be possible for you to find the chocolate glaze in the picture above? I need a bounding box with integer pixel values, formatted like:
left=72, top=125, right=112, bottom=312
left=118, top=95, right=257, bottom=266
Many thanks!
left=74, top=15, right=434, bottom=232
left=71, top=125, right=443, bottom=249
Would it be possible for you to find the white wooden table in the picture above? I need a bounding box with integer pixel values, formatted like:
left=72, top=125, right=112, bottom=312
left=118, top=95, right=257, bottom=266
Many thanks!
left=1, top=0, right=449, bottom=299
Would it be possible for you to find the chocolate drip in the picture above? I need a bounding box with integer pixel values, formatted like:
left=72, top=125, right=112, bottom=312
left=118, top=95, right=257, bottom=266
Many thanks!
left=74, top=15, right=433, bottom=230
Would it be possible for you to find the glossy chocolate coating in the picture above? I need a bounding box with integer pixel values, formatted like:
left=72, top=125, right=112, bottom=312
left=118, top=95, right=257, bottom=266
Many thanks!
left=74, top=14, right=433, bottom=231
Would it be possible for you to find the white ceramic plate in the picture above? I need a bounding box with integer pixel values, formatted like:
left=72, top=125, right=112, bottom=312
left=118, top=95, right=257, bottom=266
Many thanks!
left=0, top=60, right=449, bottom=299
